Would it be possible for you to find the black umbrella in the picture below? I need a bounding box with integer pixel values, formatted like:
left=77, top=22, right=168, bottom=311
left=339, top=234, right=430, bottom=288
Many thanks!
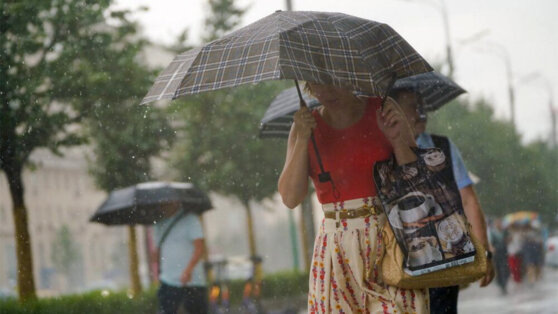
left=392, top=71, right=466, bottom=111
left=90, top=181, right=212, bottom=225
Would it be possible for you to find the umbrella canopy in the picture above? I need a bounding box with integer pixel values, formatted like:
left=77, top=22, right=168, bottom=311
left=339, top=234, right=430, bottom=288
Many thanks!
left=392, top=71, right=466, bottom=111
left=259, top=87, right=321, bottom=138
left=141, top=10, right=432, bottom=105
left=502, top=211, right=540, bottom=228
left=90, top=181, right=212, bottom=225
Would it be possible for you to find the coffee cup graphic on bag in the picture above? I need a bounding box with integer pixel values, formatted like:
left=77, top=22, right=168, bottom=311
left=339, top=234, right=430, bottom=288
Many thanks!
left=436, top=215, right=469, bottom=253
left=407, top=236, right=443, bottom=266
left=396, top=191, right=437, bottom=224
left=423, top=149, right=446, bottom=172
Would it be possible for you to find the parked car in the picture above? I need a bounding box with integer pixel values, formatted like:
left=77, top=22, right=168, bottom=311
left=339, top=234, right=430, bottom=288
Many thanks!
left=545, top=236, right=558, bottom=268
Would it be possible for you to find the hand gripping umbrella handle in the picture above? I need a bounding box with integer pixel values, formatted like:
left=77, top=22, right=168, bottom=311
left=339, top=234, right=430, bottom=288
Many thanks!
left=380, top=73, right=398, bottom=110
left=294, top=80, right=340, bottom=200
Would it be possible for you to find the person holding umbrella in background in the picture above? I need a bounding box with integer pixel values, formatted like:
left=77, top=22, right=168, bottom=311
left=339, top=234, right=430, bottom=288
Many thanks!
left=90, top=181, right=212, bottom=314
left=153, top=201, right=208, bottom=314
left=389, top=72, right=495, bottom=313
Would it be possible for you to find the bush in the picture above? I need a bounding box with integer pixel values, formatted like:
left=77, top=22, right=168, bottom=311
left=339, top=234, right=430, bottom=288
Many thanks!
left=0, top=289, right=157, bottom=314
left=0, top=271, right=308, bottom=313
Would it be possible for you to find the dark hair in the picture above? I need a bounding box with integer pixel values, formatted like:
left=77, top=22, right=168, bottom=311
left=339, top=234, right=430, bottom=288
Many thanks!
left=388, top=87, right=416, bottom=100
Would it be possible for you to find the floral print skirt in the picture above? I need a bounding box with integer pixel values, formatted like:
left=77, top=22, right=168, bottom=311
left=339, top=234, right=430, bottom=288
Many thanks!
left=308, top=197, right=430, bottom=314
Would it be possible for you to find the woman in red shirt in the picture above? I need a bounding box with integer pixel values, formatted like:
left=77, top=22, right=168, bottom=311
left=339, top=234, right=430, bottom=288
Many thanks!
left=278, top=83, right=429, bottom=313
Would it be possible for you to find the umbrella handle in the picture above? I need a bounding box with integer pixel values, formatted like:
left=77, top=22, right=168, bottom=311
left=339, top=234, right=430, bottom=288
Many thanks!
left=380, top=73, right=398, bottom=110
left=294, top=79, right=307, bottom=108
left=293, top=80, right=333, bottom=183
left=292, top=80, right=340, bottom=200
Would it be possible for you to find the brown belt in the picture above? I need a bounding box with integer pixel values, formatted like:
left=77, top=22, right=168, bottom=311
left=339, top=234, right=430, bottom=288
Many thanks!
left=323, top=205, right=381, bottom=220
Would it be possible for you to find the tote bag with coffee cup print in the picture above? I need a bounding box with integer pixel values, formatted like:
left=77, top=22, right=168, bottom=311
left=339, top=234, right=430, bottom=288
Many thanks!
left=373, top=146, right=480, bottom=277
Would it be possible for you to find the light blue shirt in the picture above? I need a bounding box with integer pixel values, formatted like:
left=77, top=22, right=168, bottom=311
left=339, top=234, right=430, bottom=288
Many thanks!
left=154, top=212, right=206, bottom=287
left=416, top=132, right=473, bottom=190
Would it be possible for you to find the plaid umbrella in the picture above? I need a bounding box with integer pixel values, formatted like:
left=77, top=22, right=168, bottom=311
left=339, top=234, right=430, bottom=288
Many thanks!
left=90, top=181, right=212, bottom=225
left=392, top=71, right=466, bottom=111
left=258, top=71, right=464, bottom=138
left=141, top=10, right=432, bottom=105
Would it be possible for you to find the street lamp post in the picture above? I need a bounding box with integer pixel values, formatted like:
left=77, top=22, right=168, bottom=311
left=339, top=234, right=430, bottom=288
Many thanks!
left=400, top=0, right=455, bottom=78
left=285, top=0, right=293, bottom=11
left=476, top=42, right=516, bottom=129
left=440, top=0, right=454, bottom=79
left=521, top=73, right=557, bottom=148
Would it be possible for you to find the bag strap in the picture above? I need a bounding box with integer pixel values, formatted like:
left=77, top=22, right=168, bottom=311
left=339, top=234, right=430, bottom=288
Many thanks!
left=157, top=209, right=187, bottom=275
left=430, top=134, right=452, bottom=162
left=157, top=209, right=186, bottom=249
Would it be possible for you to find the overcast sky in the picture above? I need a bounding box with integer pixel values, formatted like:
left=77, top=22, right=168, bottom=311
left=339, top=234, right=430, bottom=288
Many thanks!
left=114, top=0, right=558, bottom=143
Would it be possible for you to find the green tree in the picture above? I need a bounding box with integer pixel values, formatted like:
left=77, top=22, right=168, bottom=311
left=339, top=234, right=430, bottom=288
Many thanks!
left=171, top=82, right=289, bottom=260
left=0, top=0, right=146, bottom=301
left=428, top=98, right=558, bottom=227
left=87, top=77, right=175, bottom=297
left=51, top=225, right=82, bottom=290
left=202, top=0, right=246, bottom=42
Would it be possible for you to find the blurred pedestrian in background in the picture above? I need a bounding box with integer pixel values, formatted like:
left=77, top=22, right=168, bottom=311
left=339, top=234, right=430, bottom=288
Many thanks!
left=522, top=224, right=544, bottom=285
left=489, top=218, right=510, bottom=294
left=153, top=202, right=208, bottom=314
left=507, top=225, right=525, bottom=284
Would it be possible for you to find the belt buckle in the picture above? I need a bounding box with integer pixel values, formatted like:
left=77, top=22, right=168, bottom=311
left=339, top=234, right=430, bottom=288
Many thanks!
left=364, top=204, right=377, bottom=216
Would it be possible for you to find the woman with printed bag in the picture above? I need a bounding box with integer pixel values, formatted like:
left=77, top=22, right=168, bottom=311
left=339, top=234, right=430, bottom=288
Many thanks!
left=278, top=82, right=429, bottom=313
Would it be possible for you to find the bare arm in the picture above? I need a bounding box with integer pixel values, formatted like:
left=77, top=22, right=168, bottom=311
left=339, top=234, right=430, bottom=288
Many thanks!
left=278, top=107, right=315, bottom=208
left=180, top=238, right=205, bottom=285
left=460, top=185, right=495, bottom=287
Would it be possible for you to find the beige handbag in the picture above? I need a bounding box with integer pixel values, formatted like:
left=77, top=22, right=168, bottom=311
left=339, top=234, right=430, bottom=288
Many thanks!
left=380, top=222, right=488, bottom=289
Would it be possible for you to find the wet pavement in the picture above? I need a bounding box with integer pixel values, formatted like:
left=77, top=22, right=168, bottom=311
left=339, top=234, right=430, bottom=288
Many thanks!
left=286, top=267, right=558, bottom=314
left=459, top=266, right=558, bottom=314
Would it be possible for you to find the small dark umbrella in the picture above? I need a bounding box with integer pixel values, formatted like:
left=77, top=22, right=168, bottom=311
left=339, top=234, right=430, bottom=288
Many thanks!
left=392, top=71, right=466, bottom=111
left=90, top=181, right=212, bottom=225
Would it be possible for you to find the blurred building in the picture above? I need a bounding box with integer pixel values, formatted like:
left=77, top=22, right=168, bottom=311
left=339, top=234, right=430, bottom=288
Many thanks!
left=0, top=148, right=138, bottom=296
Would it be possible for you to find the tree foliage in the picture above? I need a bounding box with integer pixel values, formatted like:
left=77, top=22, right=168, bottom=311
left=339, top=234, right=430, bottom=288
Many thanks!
left=88, top=105, right=174, bottom=191
left=202, top=0, right=246, bottom=42
left=170, top=82, right=289, bottom=205
left=170, top=0, right=287, bottom=205
left=0, top=0, right=155, bottom=300
left=428, top=99, right=558, bottom=227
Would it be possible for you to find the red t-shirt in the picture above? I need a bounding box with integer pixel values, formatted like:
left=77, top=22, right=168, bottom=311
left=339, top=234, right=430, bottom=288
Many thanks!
left=308, top=97, right=393, bottom=204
